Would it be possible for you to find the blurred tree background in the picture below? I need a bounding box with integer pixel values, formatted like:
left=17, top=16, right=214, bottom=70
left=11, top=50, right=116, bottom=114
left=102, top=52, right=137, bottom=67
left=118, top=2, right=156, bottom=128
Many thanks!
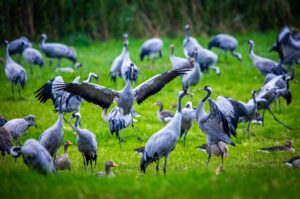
left=1, top=0, right=299, bottom=43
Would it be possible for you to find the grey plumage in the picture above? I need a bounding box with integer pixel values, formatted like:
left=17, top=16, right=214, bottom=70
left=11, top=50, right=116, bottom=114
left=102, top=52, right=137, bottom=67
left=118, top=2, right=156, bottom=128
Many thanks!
left=22, top=46, right=44, bottom=75
left=270, top=26, right=300, bottom=68
left=72, top=112, right=97, bottom=173
left=4, top=40, right=27, bottom=97
left=255, top=75, right=293, bottom=129
left=0, top=114, right=7, bottom=127
left=0, top=127, right=13, bottom=157
left=140, top=91, right=190, bottom=175
left=181, top=49, right=202, bottom=92
left=10, top=139, right=55, bottom=174
left=55, top=65, right=191, bottom=143
left=171, top=101, right=196, bottom=146
left=248, top=40, right=286, bottom=76
left=196, top=86, right=236, bottom=166
left=8, top=36, right=31, bottom=56
left=110, top=33, right=128, bottom=85
left=3, top=115, right=36, bottom=146
left=208, top=34, right=242, bottom=62
left=140, top=37, right=163, bottom=66
left=39, top=100, right=64, bottom=157
left=170, top=44, right=193, bottom=70
left=120, top=34, right=139, bottom=83
left=183, top=25, right=220, bottom=75
left=39, top=33, right=77, bottom=67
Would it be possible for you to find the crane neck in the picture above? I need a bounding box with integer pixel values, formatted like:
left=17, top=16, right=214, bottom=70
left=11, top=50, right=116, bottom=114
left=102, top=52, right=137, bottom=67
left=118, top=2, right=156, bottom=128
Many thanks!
left=177, top=93, right=185, bottom=114
left=74, top=115, right=81, bottom=129
left=252, top=92, right=257, bottom=104
left=196, top=89, right=211, bottom=121
left=249, top=43, right=255, bottom=58
left=5, top=44, right=12, bottom=64
left=186, top=29, right=191, bottom=41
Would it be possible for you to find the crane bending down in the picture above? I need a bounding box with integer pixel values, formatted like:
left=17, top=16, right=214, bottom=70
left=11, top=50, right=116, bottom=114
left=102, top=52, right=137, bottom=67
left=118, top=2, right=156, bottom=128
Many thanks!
left=55, top=65, right=192, bottom=144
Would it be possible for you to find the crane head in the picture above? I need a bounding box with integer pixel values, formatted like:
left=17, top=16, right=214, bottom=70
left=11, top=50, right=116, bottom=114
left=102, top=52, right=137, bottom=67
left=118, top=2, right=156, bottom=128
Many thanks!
left=39, top=33, right=47, bottom=40
left=185, top=24, right=191, bottom=30
left=3, top=40, right=9, bottom=45
left=248, top=40, right=254, bottom=46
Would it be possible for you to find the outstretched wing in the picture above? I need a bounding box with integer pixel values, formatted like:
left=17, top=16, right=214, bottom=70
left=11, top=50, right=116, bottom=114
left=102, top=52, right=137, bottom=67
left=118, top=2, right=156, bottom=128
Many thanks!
left=54, top=82, right=119, bottom=109
left=216, top=96, right=240, bottom=136
left=207, top=99, right=231, bottom=137
left=134, top=67, right=192, bottom=104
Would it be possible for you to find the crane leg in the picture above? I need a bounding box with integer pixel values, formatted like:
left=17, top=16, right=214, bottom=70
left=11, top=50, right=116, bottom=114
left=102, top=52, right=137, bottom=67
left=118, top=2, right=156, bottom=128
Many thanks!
left=131, top=117, right=142, bottom=142
left=156, top=160, right=160, bottom=176
left=206, top=146, right=212, bottom=167
left=225, top=51, right=228, bottom=62
left=183, top=131, right=188, bottom=147
left=262, top=109, right=265, bottom=127
left=49, top=59, right=53, bottom=67
left=64, top=117, right=75, bottom=131
left=163, top=156, right=168, bottom=176
left=17, top=84, right=21, bottom=98
left=90, top=160, right=93, bottom=174
left=82, top=155, right=86, bottom=171
left=57, top=59, right=60, bottom=67
left=267, top=107, right=292, bottom=129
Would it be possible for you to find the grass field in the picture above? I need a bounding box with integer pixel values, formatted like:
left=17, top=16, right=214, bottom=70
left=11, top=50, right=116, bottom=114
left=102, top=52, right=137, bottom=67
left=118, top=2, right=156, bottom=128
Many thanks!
left=0, top=31, right=299, bottom=199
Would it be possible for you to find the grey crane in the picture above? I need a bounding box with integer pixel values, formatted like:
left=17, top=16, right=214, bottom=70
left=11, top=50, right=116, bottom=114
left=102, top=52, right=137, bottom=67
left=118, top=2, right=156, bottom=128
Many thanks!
left=208, top=34, right=242, bottom=62
left=22, top=45, right=44, bottom=75
left=196, top=86, right=237, bottom=166
left=183, top=25, right=220, bottom=75
left=260, top=74, right=293, bottom=112
left=154, top=101, right=174, bottom=123
left=4, top=40, right=27, bottom=98
left=35, top=73, right=98, bottom=121
left=0, top=127, right=13, bottom=157
left=284, top=156, right=300, bottom=168
left=171, top=101, right=196, bottom=146
left=39, top=99, right=64, bottom=158
left=255, top=75, right=293, bottom=129
left=39, top=33, right=77, bottom=67
left=110, top=33, right=128, bottom=86
left=140, top=91, right=190, bottom=175
left=248, top=40, right=286, bottom=76
left=8, top=36, right=31, bottom=62
left=3, top=115, right=36, bottom=146
left=54, top=140, right=73, bottom=171
left=120, top=34, right=139, bottom=83
left=10, top=139, right=55, bottom=174
left=183, top=24, right=202, bottom=58
left=170, top=44, right=193, bottom=70
left=0, top=114, right=7, bottom=127
left=55, top=65, right=191, bottom=144
left=270, top=26, right=300, bottom=69
left=181, top=49, right=202, bottom=92
left=71, top=112, right=97, bottom=173
left=140, top=37, right=163, bottom=66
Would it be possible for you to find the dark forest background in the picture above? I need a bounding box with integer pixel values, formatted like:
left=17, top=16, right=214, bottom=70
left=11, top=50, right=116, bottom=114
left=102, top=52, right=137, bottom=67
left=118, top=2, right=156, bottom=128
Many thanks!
left=1, top=0, right=300, bottom=43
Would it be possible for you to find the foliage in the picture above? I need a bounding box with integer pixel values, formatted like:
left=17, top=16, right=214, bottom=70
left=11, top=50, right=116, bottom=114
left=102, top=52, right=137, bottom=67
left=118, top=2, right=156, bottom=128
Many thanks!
left=1, top=0, right=300, bottom=41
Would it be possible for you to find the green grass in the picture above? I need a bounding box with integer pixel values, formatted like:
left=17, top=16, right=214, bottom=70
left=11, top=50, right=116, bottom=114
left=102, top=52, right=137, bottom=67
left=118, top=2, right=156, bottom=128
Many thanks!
left=0, top=31, right=299, bottom=199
